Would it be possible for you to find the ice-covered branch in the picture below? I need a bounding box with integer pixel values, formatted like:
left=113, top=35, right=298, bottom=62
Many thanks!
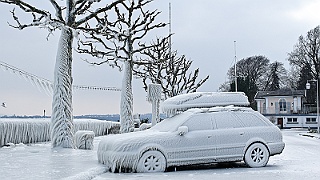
left=49, top=0, right=64, bottom=22
left=75, top=0, right=125, bottom=26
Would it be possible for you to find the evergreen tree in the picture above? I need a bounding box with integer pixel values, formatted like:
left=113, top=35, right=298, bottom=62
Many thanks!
left=264, top=61, right=287, bottom=91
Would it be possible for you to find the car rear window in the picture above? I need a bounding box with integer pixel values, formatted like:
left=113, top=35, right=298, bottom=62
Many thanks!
left=233, top=112, right=269, bottom=127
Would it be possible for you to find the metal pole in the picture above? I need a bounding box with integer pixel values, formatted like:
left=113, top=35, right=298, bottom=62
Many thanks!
left=234, top=41, right=237, bottom=92
left=169, top=2, right=172, bottom=56
left=317, top=79, right=319, bottom=133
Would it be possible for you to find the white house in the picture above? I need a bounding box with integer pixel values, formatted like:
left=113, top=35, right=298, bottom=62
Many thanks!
left=255, top=89, right=318, bottom=129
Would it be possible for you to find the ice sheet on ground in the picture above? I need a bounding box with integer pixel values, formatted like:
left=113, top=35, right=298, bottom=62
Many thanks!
left=1, top=130, right=320, bottom=180
left=0, top=137, right=106, bottom=180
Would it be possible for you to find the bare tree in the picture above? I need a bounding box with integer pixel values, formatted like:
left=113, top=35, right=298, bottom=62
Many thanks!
left=133, top=37, right=209, bottom=99
left=288, top=26, right=320, bottom=82
left=77, top=0, right=166, bottom=133
left=0, top=0, right=124, bottom=148
left=227, top=55, right=270, bottom=105
left=288, top=26, right=320, bottom=107
left=228, top=56, right=270, bottom=88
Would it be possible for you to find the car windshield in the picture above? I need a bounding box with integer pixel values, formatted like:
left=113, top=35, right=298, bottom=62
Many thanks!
left=151, top=111, right=192, bottom=132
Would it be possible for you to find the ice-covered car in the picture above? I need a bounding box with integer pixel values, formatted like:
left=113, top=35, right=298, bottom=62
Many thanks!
left=97, top=106, right=285, bottom=173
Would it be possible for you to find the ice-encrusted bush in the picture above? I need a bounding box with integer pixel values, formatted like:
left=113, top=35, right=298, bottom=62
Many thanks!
left=0, top=118, right=120, bottom=147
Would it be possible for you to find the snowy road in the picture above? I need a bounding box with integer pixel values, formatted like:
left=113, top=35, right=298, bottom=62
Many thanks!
left=0, top=130, right=320, bottom=180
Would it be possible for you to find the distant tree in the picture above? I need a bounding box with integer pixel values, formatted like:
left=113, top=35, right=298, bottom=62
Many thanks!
left=227, top=55, right=269, bottom=106
left=218, top=82, right=231, bottom=92
left=288, top=26, right=320, bottom=83
left=133, top=37, right=210, bottom=99
left=0, top=0, right=124, bottom=148
left=77, top=0, right=166, bottom=133
left=296, top=64, right=314, bottom=90
left=263, top=61, right=287, bottom=91
left=288, top=25, right=320, bottom=106
left=296, top=64, right=316, bottom=105
left=286, top=67, right=299, bottom=89
left=230, top=76, right=258, bottom=109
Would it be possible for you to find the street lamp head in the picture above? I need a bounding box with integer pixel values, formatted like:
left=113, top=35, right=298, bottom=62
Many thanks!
left=306, top=82, right=311, bottom=90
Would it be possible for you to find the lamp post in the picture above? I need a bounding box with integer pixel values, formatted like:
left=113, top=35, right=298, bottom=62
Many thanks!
left=306, top=79, right=320, bottom=133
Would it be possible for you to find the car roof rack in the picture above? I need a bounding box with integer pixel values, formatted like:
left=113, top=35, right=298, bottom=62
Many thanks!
left=161, top=92, right=250, bottom=116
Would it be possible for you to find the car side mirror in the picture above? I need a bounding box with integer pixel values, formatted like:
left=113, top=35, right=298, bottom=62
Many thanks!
left=178, top=126, right=188, bottom=136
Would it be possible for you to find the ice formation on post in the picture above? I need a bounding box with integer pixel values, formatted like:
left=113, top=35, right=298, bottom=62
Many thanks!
left=147, top=84, right=161, bottom=126
left=161, top=92, right=249, bottom=116
left=51, top=27, right=75, bottom=148
left=75, top=131, right=95, bottom=150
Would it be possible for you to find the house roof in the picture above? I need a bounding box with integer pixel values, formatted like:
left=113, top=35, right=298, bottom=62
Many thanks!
left=255, top=89, right=305, bottom=99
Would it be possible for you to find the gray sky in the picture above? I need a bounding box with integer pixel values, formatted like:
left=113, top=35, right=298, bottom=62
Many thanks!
left=0, top=0, right=320, bottom=116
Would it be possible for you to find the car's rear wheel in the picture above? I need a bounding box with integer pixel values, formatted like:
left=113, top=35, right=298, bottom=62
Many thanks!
left=244, top=143, right=269, bottom=168
left=137, top=150, right=166, bottom=173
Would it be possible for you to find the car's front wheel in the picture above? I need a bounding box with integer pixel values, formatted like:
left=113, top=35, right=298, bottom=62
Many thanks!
left=137, top=150, right=166, bottom=173
left=244, top=143, right=270, bottom=168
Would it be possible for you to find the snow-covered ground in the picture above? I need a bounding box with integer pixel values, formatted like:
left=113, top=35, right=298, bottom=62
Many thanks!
left=0, top=129, right=319, bottom=180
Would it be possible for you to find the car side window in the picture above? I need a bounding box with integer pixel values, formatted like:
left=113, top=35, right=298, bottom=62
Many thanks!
left=234, top=112, right=268, bottom=127
left=212, top=112, right=243, bottom=129
left=182, top=114, right=213, bottom=131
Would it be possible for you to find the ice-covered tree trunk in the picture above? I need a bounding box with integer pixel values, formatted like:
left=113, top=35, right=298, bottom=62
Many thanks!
left=120, top=60, right=134, bottom=133
left=51, top=27, right=75, bottom=148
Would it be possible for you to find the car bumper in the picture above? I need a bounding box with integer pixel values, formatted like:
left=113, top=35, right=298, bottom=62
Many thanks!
left=268, top=142, right=285, bottom=155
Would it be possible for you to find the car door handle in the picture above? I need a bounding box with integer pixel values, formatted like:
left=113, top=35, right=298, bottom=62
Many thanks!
left=207, top=135, right=212, bottom=138
left=240, top=132, right=245, bottom=136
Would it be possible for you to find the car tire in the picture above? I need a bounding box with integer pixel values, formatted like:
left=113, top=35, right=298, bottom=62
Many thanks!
left=244, top=143, right=270, bottom=168
left=137, top=150, right=166, bottom=173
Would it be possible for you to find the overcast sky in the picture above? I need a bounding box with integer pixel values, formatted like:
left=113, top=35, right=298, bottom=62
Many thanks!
left=1, top=0, right=320, bottom=116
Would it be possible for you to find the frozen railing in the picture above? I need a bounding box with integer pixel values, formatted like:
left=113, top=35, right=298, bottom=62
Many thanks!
left=0, top=118, right=120, bottom=147
left=161, top=92, right=250, bottom=116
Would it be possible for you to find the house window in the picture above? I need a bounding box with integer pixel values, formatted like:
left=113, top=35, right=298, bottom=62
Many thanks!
left=287, top=118, right=298, bottom=124
left=306, top=118, right=317, bottom=124
left=279, top=99, right=286, bottom=112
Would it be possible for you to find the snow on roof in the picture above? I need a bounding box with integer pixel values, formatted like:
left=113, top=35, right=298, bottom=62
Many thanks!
left=161, top=92, right=249, bottom=116
left=255, top=88, right=305, bottom=99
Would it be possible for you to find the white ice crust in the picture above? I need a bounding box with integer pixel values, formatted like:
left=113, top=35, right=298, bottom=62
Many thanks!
left=0, top=119, right=119, bottom=147
left=75, top=130, right=95, bottom=150
left=161, top=92, right=250, bottom=116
